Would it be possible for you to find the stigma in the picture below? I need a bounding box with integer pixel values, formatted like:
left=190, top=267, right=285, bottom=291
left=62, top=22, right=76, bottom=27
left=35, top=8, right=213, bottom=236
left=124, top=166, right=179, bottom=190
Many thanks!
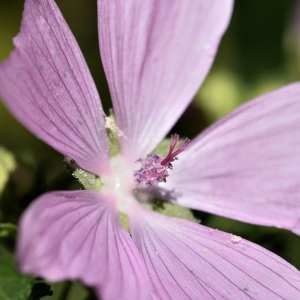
left=134, top=134, right=189, bottom=186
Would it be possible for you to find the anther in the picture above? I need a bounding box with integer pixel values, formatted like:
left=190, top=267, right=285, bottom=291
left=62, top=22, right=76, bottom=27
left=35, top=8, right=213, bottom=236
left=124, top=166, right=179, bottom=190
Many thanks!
left=134, top=134, right=190, bottom=186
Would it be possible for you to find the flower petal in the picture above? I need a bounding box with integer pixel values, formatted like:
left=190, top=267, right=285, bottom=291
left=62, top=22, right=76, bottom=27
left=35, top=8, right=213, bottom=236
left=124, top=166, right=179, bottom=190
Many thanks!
left=164, top=83, right=300, bottom=234
left=0, top=0, right=109, bottom=175
left=98, top=0, right=233, bottom=160
left=17, top=191, right=153, bottom=300
left=131, top=211, right=300, bottom=300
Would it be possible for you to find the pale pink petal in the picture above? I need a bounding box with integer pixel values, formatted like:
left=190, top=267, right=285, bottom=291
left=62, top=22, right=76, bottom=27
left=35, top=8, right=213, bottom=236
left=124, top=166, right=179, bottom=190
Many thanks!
left=98, top=0, right=233, bottom=160
left=0, top=0, right=109, bottom=175
left=164, top=83, right=300, bottom=234
left=17, top=191, right=153, bottom=300
left=131, top=211, right=300, bottom=300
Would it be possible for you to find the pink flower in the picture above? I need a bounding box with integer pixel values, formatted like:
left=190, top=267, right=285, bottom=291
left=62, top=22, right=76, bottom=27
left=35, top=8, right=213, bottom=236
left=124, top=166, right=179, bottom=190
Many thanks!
left=1, top=0, right=300, bottom=299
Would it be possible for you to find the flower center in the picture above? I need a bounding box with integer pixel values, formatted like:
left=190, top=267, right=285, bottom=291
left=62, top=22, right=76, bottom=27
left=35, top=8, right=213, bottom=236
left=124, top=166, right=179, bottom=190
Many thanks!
left=134, top=134, right=189, bottom=186
left=104, top=156, right=134, bottom=191
left=101, top=155, right=137, bottom=213
left=72, top=134, right=189, bottom=215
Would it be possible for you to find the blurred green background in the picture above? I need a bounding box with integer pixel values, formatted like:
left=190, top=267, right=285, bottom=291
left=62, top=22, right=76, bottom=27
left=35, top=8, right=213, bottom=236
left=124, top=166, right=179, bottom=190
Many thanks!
left=0, top=0, right=300, bottom=299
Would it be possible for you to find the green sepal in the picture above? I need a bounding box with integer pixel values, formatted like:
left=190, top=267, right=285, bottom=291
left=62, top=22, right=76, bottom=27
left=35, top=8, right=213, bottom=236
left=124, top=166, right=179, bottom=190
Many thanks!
left=119, top=212, right=129, bottom=231
left=72, top=169, right=103, bottom=191
left=153, top=201, right=197, bottom=222
left=105, top=113, right=122, bottom=157
left=153, top=139, right=171, bottom=156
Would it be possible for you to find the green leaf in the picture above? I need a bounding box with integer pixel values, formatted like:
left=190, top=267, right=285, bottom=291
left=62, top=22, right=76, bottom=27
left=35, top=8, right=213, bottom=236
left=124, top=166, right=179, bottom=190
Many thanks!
left=0, top=246, right=32, bottom=300
left=0, top=147, right=16, bottom=195
left=28, top=282, right=53, bottom=300
left=196, top=70, right=243, bottom=120
left=0, top=246, right=53, bottom=300
left=43, top=281, right=89, bottom=300
left=0, top=223, right=17, bottom=239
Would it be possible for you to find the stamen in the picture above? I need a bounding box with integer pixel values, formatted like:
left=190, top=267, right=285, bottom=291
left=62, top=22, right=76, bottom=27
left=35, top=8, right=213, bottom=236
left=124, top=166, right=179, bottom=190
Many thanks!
left=135, top=154, right=169, bottom=186
left=134, top=134, right=190, bottom=186
left=161, top=134, right=190, bottom=167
